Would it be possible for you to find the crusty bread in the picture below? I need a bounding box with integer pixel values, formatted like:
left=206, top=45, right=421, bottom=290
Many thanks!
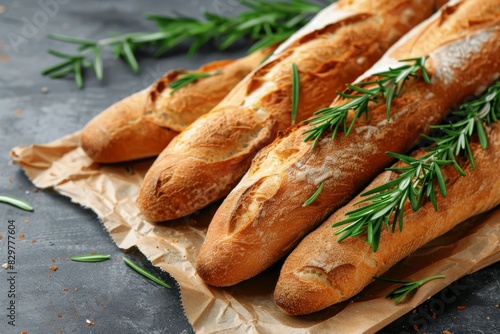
left=196, top=0, right=500, bottom=287
left=143, top=48, right=272, bottom=132
left=274, top=121, right=500, bottom=315
left=80, top=49, right=271, bottom=163
left=138, top=0, right=437, bottom=221
left=80, top=89, right=177, bottom=163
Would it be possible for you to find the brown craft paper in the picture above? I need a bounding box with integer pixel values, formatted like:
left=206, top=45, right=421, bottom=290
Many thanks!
left=10, top=132, right=500, bottom=334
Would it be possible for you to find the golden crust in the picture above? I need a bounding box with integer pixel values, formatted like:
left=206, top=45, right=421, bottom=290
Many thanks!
left=275, top=122, right=500, bottom=315
left=196, top=0, right=500, bottom=287
left=143, top=48, right=272, bottom=132
left=137, top=105, right=277, bottom=222
left=80, top=49, right=271, bottom=163
left=80, top=89, right=177, bottom=163
left=139, top=0, right=437, bottom=221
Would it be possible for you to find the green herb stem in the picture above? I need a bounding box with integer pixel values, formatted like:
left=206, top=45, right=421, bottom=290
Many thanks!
left=123, top=257, right=171, bottom=289
left=291, top=62, right=300, bottom=125
left=70, top=253, right=111, bottom=262
left=375, top=274, right=445, bottom=304
left=168, top=71, right=220, bottom=94
left=302, top=181, right=324, bottom=207
left=0, top=194, right=34, bottom=211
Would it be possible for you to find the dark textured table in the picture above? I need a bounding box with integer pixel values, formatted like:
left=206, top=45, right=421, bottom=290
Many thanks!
left=0, top=1, right=498, bottom=333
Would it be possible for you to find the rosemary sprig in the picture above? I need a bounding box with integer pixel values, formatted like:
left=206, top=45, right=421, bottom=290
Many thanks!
left=0, top=194, right=34, bottom=211
left=41, top=35, right=143, bottom=88
left=123, top=257, right=171, bottom=289
left=303, top=57, right=430, bottom=147
left=42, top=0, right=322, bottom=88
left=291, top=62, right=300, bottom=125
left=375, top=275, right=445, bottom=304
left=70, top=253, right=111, bottom=263
left=169, top=71, right=221, bottom=95
left=333, top=81, right=500, bottom=251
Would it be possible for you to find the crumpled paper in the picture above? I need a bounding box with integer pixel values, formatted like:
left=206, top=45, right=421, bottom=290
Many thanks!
left=10, top=132, right=500, bottom=334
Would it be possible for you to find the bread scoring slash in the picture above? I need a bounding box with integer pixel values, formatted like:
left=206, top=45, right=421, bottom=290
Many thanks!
left=138, top=0, right=437, bottom=221
left=196, top=0, right=500, bottom=287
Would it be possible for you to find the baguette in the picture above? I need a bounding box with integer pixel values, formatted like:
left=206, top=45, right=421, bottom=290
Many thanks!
left=138, top=0, right=437, bottom=221
left=80, top=49, right=271, bottom=163
left=196, top=0, right=500, bottom=287
left=274, top=120, right=500, bottom=315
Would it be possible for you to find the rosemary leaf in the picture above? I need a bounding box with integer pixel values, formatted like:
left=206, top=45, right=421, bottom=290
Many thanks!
left=237, top=13, right=278, bottom=31
left=123, top=257, right=171, bottom=289
left=41, top=59, right=74, bottom=75
left=129, top=31, right=171, bottom=44
left=93, top=47, right=103, bottom=80
left=476, top=119, right=488, bottom=149
left=74, top=60, right=83, bottom=89
left=0, top=194, right=34, bottom=211
left=248, top=31, right=293, bottom=54
left=47, top=49, right=77, bottom=59
left=302, top=181, right=324, bottom=207
left=434, top=164, right=447, bottom=197
left=122, top=41, right=139, bottom=73
left=375, top=274, right=445, bottom=304
left=48, top=64, right=74, bottom=78
left=291, top=62, right=300, bottom=125
left=169, top=71, right=220, bottom=94
left=71, top=253, right=111, bottom=262
left=187, top=34, right=212, bottom=57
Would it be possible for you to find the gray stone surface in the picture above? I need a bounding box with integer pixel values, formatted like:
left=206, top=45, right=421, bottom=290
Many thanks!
left=0, top=0, right=498, bottom=333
